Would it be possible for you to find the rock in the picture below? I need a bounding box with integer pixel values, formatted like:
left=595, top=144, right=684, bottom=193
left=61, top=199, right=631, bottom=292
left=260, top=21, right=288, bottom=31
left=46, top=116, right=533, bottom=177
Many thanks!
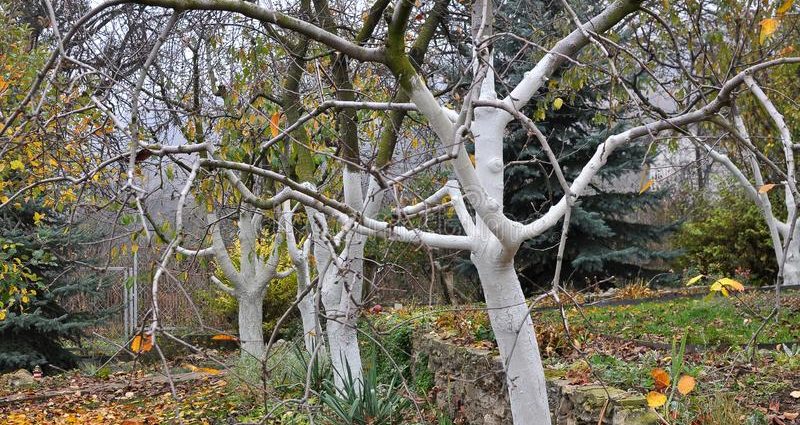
left=1, top=369, right=36, bottom=388
left=413, top=332, right=660, bottom=425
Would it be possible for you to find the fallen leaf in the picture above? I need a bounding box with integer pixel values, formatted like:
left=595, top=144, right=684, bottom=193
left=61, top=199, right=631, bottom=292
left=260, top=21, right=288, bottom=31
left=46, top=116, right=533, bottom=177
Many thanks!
left=651, top=368, right=670, bottom=390
left=790, top=390, right=800, bottom=398
left=784, top=412, right=799, bottom=420
left=677, top=375, right=696, bottom=395
left=210, top=334, right=238, bottom=341
left=646, top=391, right=667, bottom=408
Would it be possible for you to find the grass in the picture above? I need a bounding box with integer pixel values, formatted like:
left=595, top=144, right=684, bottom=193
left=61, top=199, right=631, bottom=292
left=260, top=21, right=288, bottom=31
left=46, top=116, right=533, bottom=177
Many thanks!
left=537, top=291, right=800, bottom=347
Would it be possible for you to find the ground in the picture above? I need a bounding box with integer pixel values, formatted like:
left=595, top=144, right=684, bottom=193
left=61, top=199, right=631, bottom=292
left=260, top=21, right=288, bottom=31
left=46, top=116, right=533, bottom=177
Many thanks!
left=0, top=287, right=798, bottom=424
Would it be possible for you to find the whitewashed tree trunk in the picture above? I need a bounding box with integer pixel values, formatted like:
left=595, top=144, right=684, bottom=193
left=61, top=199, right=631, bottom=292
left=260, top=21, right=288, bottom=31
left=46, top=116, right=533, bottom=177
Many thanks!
left=295, top=247, right=320, bottom=353
left=280, top=201, right=320, bottom=354
left=783, top=232, right=800, bottom=287
left=473, top=239, right=551, bottom=423
left=237, top=289, right=267, bottom=360
left=305, top=176, right=370, bottom=392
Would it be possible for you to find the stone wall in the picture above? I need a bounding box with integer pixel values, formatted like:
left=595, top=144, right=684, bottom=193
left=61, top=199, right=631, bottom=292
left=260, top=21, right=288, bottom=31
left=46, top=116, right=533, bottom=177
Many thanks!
left=412, top=332, right=660, bottom=425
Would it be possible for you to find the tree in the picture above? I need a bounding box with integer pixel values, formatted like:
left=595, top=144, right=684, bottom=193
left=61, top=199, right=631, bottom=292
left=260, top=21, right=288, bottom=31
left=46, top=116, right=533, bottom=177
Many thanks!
left=0, top=201, right=109, bottom=372
left=7, top=0, right=800, bottom=423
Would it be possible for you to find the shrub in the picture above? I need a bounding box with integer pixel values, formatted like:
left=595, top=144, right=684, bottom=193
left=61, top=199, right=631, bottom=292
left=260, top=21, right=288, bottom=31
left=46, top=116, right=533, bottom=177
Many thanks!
left=673, top=185, right=778, bottom=285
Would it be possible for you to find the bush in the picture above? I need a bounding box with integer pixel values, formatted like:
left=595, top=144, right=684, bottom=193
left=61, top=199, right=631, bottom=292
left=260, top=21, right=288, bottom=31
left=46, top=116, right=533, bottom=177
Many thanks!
left=673, top=185, right=778, bottom=284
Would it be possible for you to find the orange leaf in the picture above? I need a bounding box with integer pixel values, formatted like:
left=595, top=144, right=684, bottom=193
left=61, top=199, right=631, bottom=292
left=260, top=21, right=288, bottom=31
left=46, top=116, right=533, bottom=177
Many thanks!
left=677, top=375, right=696, bottom=395
left=651, top=368, right=671, bottom=390
left=646, top=391, right=667, bottom=408
left=639, top=179, right=654, bottom=195
left=758, top=183, right=777, bottom=193
left=211, top=334, right=238, bottom=341
left=269, top=112, right=280, bottom=138
left=130, top=334, right=153, bottom=353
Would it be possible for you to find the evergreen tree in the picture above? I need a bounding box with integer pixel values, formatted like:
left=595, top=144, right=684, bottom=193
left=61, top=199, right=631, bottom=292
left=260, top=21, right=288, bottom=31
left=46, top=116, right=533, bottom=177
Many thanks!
left=0, top=203, right=109, bottom=372
left=452, top=0, right=677, bottom=292
left=502, top=93, right=677, bottom=290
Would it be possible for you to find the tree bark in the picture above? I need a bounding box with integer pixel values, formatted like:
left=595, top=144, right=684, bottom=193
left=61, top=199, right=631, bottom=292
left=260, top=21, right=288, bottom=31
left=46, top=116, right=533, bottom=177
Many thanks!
left=473, top=240, right=552, bottom=425
left=237, top=290, right=266, bottom=361
left=783, top=236, right=800, bottom=287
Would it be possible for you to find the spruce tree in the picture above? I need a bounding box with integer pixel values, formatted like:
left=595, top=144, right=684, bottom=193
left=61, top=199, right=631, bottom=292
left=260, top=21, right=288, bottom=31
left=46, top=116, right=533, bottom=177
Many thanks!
left=451, top=0, right=676, bottom=291
left=0, top=203, right=109, bottom=372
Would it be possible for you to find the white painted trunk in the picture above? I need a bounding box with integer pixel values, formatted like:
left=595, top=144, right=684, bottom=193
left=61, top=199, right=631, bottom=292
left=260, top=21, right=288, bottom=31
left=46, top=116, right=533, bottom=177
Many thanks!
left=326, top=309, right=363, bottom=390
left=473, top=241, right=552, bottom=425
left=783, top=237, right=800, bottom=287
left=296, top=265, right=320, bottom=353
left=237, top=292, right=265, bottom=361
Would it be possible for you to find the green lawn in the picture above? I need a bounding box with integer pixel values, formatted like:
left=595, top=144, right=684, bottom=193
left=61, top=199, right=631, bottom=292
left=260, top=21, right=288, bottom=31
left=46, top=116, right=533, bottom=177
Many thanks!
left=537, top=291, right=800, bottom=347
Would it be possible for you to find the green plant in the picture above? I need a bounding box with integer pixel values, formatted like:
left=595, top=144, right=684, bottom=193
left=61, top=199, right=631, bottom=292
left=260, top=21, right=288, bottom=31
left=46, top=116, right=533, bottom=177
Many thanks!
left=673, top=185, right=780, bottom=285
left=692, top=394, right=761, bottom=425
left=412, top=354, right=434, bottom=395
left=320, top=358, right=411, bottom=425
left=360, top=314, right=414, bottom=384
left=646, top=332, right=698, bottom=420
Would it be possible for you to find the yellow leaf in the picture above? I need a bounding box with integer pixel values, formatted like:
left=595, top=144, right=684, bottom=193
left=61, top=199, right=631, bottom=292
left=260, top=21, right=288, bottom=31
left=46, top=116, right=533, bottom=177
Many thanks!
left=33, top=212, right=45, bottom=225
left=269, top=112, right=280, bottom=138
left=646, top=391, right=667, bottom=408
left=639, top=178, right=654, bottom=195
left=777, top=0, right=794, bottom=15
left=758, top=183, right=777, bottom=193
left=686, top=274, right=704, bottom=286
left=199, top=367, right=221, bottom=375
left=677, top=375, right=696, bottom=395
left=9, top=160, right=24, bottom=171
left=651, top=368, right=671, bottom=390
left=718, top=277, right=745, bottom=292
left=553, top=97, right=564, bottom=111
left=709, top=279, right=733, bottom=296
left=760, top=18, right=780, bottom=44
left=131, top=334, right=153, bottom=353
